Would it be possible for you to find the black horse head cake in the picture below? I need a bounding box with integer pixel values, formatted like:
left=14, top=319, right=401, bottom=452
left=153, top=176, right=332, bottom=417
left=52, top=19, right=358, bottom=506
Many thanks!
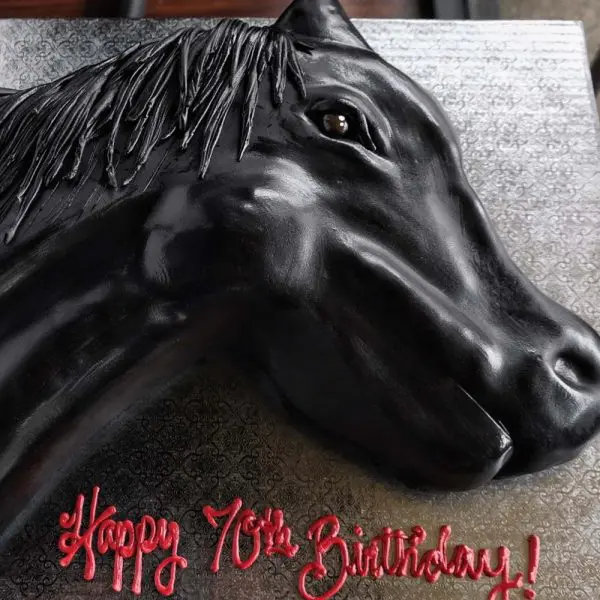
left=0, top=0, right=599, bottom=547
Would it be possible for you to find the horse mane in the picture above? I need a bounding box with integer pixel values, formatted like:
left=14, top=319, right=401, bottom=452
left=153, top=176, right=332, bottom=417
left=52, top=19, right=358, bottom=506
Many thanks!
left=0, top=19, right=306, bottom=242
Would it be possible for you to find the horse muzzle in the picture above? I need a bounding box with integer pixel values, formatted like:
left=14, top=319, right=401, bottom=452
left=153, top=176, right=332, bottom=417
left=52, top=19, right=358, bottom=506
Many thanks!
left=486, top=312, right=600, bottom=477
left=326, top=228, right=600, bottom=486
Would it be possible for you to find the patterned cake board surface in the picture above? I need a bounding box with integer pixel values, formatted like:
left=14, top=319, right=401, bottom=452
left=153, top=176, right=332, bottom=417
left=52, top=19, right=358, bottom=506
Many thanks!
left=0, top=18, right=599, bottom=600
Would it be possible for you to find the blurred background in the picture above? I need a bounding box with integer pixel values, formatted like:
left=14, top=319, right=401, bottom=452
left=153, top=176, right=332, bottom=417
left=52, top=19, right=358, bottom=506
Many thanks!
left=0, top=0, right=598, bottom=94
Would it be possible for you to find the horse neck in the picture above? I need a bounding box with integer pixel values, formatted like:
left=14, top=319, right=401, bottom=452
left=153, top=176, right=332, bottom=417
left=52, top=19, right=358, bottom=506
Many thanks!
left=0, top=185, right=250, bottom=544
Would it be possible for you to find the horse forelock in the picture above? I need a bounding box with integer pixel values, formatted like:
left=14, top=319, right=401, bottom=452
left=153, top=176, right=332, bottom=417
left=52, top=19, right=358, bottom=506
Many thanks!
left=0, top=19, right=306, bottom=244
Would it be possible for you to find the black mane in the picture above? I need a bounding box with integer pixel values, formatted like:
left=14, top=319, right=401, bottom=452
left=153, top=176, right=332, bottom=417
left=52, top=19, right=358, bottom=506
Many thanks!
left=0, top=20, right=305, bottom=242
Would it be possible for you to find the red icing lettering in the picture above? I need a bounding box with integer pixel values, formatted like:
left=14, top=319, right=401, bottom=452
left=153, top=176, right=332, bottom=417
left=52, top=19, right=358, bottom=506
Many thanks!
left=58, top=486, right=187, bottom=596
left=203, top=498, right=299, bottom=573
left=297, top=517, right=539, bottom=600
left=298, top=515, right=349, bottom=600
left=522, top=534, right=540, bottom=600
left=61, top=492, right=539, bottom=599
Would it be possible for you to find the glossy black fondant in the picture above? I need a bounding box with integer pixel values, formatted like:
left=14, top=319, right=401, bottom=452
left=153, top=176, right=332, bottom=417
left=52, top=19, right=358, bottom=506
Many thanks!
left=0, top=0, right=599, bottom=545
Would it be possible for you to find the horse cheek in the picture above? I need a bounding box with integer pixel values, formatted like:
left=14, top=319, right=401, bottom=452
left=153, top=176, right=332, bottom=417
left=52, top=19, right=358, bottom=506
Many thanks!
left=142, top=230, right=173, bottom=290
left=141, top=228, right=209, bottom=294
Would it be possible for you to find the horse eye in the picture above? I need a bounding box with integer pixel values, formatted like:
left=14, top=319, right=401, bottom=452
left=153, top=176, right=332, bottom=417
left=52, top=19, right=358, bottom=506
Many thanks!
left=322, top=113, right=350, bottom=137
left=310, top=103, right=377, bottom=153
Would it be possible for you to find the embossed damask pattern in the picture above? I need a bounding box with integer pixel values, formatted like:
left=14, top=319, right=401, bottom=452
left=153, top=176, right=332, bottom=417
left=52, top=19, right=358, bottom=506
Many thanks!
left=0, top=19, right=598, bottom=600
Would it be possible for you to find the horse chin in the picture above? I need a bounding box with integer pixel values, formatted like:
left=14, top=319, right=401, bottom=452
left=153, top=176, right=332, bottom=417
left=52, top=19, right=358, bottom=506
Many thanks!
left=370, top=378, right=515, bottom=491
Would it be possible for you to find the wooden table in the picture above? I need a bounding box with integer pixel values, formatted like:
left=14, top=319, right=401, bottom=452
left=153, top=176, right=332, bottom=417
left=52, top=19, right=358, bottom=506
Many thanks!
left=0, top=0, right=421, bottom=18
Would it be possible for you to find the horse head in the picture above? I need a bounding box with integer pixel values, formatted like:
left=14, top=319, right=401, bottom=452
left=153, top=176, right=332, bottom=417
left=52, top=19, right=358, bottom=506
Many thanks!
left=222, top=0, right=600, bottom=489
left=0, top=1, right=599, bottom=542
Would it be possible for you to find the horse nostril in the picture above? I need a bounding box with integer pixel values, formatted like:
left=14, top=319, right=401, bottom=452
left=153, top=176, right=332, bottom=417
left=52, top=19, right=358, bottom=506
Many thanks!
left=553, top=350, right=599, bottom=389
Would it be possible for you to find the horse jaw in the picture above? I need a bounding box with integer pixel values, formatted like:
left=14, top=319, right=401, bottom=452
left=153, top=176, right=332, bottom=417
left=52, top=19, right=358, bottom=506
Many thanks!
left=274, top=0, right=373, bottom=51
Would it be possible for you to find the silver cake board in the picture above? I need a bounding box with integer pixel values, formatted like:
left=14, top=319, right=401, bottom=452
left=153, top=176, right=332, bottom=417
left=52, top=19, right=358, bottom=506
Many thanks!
left=0, top=19, right=598, bottom=600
